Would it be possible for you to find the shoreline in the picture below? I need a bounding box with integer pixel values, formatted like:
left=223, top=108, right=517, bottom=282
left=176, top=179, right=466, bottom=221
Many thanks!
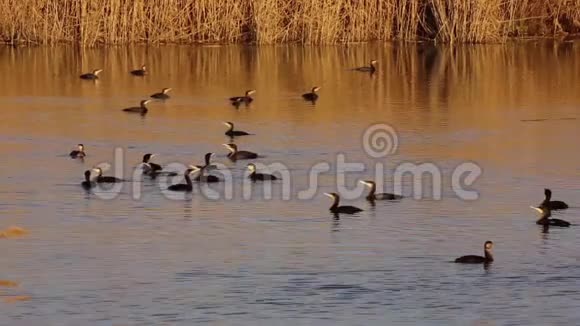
left=1, top=35, right=579, bottom=47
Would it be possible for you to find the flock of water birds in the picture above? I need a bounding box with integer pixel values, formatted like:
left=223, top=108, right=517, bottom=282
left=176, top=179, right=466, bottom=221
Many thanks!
left=71, top=59, right=573, bottom=265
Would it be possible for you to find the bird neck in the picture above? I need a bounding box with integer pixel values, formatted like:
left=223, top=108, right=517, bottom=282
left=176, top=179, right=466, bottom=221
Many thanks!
left=329, top=197, right=339, bottom=210
left=85, top=173, right=91, bottom=182
left=367, top=183, right=376, bottom=198
left=536, top=216, right=548, bottom=225
left=537, top=210, right=551, bottom=223
left=184, top=173, right=192, bottom=186
left=484, top=249, right=493, bottom=261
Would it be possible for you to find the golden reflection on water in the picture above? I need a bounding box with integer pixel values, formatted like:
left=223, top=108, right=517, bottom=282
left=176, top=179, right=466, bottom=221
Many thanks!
left=3, top=296, right=31, bottom=303
left=0, top=280, right=19, bottom=288
left=0, top=43, right=578, bottom=171
left=0, top=226, right=28, bottom=238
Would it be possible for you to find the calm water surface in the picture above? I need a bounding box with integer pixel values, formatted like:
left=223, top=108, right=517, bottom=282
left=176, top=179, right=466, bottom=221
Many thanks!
left=1, top=44, right=579, bottom=325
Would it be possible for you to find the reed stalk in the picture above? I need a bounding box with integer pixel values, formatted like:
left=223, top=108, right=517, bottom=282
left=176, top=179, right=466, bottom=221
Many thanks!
left=0, top=0, right=578, bottom=45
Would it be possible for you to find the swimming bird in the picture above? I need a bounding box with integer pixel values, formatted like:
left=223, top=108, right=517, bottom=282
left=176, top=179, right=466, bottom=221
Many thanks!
left=355, top=60, right=377, bottom=73
left=191, top=165, right=220, bottom=183
left=191, top=152, right=216, bottom=171
left=223, top=143, right=258, bottom=161
left=93, top=167, right=123, bottom=183
left=247, top=163, right=278, bottom=181
left=530, top=205, right=571, bottom=227
left=224, top=122, right=251, bottom=137
left=167, top=168, right=195, bottom=192
left=454, top=241, right=494, bottom=264
left=140, top=154, right=178, bottom=178
left=80, top=69, right=103, bottom=80
left=359, top=180, right=403, bottom=201
left=69, top=144, right=86, bottom=159
left=123, top=100, right=151, bottom=114
left=130, top=65, right=147, bottom=76
left=142, top=165, right=178, bottom=178
left=141, top=153, right=162, bottom=173
left=81, top=170, right=95, bottom=189
left=324, top=192, right=363, bottom=215
left=231, top=97, right=245, bottom=109
left=150, top=88, right=172, bottom=100
left=540, top=188, right=569, bottom=210
left=191, top=153, right=220, bottom=182
left=302, top=86, right=321, bottom=103
left=147, top=170, right=178, bottom=178
left=229, top=90, right=255, bottom=107
left=202, top=152, right=214, bottom=168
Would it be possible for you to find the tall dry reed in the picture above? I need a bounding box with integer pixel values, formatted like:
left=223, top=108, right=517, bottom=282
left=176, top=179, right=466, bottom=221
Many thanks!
left=0, top=0, right=579, bottom=45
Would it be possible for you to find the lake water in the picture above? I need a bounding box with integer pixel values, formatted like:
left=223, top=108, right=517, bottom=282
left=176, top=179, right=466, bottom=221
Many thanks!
left=0, top=43, right=579, bottom=325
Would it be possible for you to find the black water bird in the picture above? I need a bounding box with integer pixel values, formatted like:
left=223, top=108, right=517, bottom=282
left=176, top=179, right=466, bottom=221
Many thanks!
left=142, top=153, right=162, bottom=172
left=540, top=188, right=569, bottom=210
left=531, top=205, right=571, bottom=227
left=148, top=170, right=178, bottom=178
left=202, top=152, right=214, bottom=168
left=302, top=86, right=321, bottom=103
left=191, top=153, right=220, bottom=182
left=141, top=154, right=178, bottom=177
left=224, top=122, right=250, bottom=137
left=359, top=180, right=403, bottom=201
left=81, top=170, right=95, bottom=189
left=191, top=152, right=215, bottom=171
left=247, top=163, right=278, bottom=181
left=93, top=167, right=123, bottom=183
left=229, top=90, right=255, bottom=107
left=231, top=97, right=245, bottom=108
left=130, top=65, right=147, bottom=76
left=167, top=168, right=195, bottom=192
left=191, top=165, right=220, bottom=183
left=354, top=60, right=377, bottom=73
left=324, top=192, right=363, bottom=215
left=150, top=88, right=172, bottom=100
left=80, top=68, right=103, bottom=80
left=454, top=241, right=494, bottom=264
left=123, top=100, right=151, bottom=114
left=69, top=144, right=86, bottom=159
left=223, top=143, right=258, bottom=161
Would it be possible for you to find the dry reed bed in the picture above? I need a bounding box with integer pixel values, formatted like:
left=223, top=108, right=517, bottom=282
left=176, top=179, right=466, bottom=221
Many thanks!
left=0, top=0, right=579, bottom=45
